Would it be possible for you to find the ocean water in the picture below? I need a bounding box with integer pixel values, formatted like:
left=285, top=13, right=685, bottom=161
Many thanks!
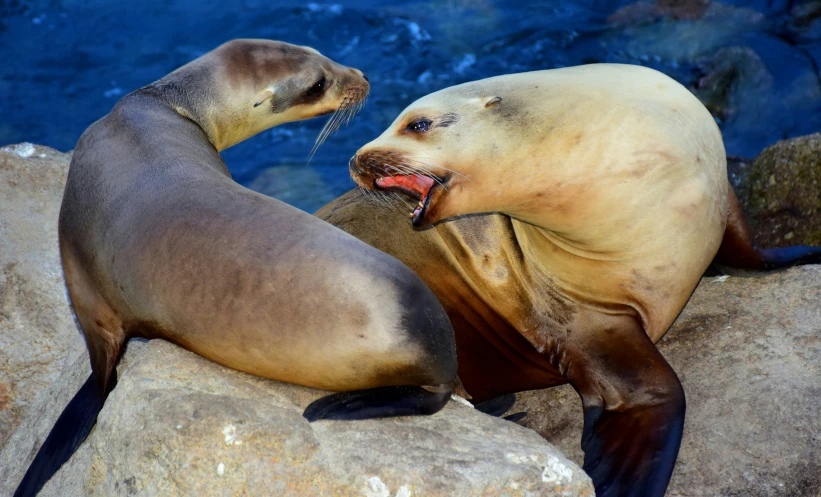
left=2, top=0, right=820, bottom=212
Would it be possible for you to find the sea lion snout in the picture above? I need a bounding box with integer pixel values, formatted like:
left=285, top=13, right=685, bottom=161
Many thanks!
left=348, top=149, right=452, bottom=227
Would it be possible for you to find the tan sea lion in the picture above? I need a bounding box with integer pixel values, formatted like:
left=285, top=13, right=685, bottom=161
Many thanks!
left=315, top=64, right=821, bottom=497
left=14, top=39, right=460, bottom=497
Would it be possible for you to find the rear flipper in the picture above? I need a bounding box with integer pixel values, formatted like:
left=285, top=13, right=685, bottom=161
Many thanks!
left=303, top=385, right=452, bottom=422
left=13, top=372, right=112, bottom=497
left=710, top=186, right=821, bottom=275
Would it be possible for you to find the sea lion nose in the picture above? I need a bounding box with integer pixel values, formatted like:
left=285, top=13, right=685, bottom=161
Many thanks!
left=351, top=68, right=368, bottom=82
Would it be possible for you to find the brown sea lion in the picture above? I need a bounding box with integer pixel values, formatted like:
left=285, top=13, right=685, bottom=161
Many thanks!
left=14, top=39, right=460, bottom=497
left=315, top=64, right=821, bottom=497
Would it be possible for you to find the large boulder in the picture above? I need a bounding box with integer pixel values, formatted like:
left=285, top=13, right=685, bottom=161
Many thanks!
left=515, top=266, right=821, bottom=497
left=0, top=143, right=81, bottom=447
left=0, top=143, right=593, bottom=497
left=736, top=132, right=821, bottom=248
left=1, top=339, right=593, bottom=497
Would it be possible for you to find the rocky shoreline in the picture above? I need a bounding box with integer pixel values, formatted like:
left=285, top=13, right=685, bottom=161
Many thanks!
left=1, top=137, right=819, bottom=495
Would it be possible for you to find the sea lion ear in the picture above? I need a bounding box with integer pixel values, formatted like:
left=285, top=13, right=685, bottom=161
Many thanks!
left=483, top=96, right=503, bottom=108
left=253, top=88, right=275, bottom=108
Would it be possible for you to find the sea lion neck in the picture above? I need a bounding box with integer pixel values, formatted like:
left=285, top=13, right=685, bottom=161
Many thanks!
left=131, top=66, right=236, bottom=152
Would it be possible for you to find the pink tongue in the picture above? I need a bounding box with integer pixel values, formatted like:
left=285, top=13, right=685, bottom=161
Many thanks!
left=375, top=175, right=435, bottom=198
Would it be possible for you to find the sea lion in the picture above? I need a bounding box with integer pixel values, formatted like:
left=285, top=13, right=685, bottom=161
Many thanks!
left=14, top=39, right=460, bottom=497
left=315, top=64, right=821, bottom=497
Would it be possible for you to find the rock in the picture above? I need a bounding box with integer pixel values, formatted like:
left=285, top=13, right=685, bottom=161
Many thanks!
left=690, top=46, right=773, bottom=123
left=607, top=0, right=711, bottom=27
left=605, top=2, right=768, bottom=59
left=0, top=144, right=593, bottom=497
left=737, top=132, right=821, bottom=247
left=248, top=164, right=354, bottom=215
left=514, top=265, right=821, bottom=497
left=1, top=339, right=593, bottom=497
left=0, top=143, right=83, bottom=447
left=784, top=0, right=821, bottom=44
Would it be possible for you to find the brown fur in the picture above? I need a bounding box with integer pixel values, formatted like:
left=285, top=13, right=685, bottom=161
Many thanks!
left=58, top=39, right=458, bottom=397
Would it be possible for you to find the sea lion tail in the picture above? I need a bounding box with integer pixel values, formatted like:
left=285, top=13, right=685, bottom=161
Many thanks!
left=302, top=384, right=453, bottom=422
left=711, top=186, right=821, bottom=274
left=13, top=372, right=112, bottom=497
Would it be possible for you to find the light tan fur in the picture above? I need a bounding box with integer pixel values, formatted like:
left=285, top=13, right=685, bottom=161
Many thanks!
left=340, top=63, right=728, bottom=346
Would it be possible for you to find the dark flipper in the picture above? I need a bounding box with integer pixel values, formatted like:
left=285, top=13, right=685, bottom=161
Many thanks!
left=564, top=315, right=685, bottom=497
left=473, top=393, right=517, bottom=417
left=711, top=186, right=821, bottom=274
left=503, top=411, right=528, bottom=423
left=474, top=393, right=527, bottom=423
left=303, top=385, right=452, bottom=422
left=13, top=372, right=112, bottom=497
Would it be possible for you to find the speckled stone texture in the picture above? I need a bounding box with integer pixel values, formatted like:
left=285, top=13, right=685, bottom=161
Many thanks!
left=515, top=266, right=821, bottom=497
left=1, top=340, right=593, bottom=497
left=738, top=132, right=821, bottom=248
left=0, top=144, right=593, bottom=497
left=0, top=143, right=82, bottom=447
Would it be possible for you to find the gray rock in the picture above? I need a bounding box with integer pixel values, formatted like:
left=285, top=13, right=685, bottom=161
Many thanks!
left=1, top=339, right=593, bottom=497
left=0, top=144, right=593, bottom=497
left=514, top=266, right=821, bottom=497
left=0, top=143, right=84, bottom=447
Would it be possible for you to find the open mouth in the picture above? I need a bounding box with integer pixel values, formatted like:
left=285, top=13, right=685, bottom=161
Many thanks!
left=374, top=174, right=439, bottom=227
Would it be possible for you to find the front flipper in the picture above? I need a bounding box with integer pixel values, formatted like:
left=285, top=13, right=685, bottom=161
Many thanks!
left=474, top=393, right=517, bottom=417
left=303, top=385, right=452, bottom=422
left=563, top=314, right=685, bottom=497
left=712, top=186, right=821, bottom=274
left=473, top=393, right=527, bottom=423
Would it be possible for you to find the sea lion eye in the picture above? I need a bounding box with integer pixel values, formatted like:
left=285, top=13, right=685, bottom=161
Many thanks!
left=407, top=119, right=432, bottom=133
left=306, top=77, right=327, bottom=97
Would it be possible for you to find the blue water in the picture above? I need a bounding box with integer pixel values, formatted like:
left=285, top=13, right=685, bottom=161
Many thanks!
left=2, top=0, right=820, bottom=212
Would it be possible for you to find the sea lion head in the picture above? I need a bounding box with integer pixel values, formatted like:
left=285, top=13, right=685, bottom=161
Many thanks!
left=347, top=79, right=529, bottom=228
left=162, top=39, right=370, bottom=151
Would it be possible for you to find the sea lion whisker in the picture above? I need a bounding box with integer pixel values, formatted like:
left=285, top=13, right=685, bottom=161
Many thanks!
left=380, top=190, right=401, bottom=210
left=403, top=156, right=472, bottom=182
left=309, top=100, right=352, bottom=161
left=308, top=94, right=364, bottom=164
left=392, top=161, right=449, bottom=191
left=361, top=185, right=396, bottom=209
left=307, top=106, right=344, bottom=164
left=370, top=154, right=449, bottom=192
left=359, top=186, right=381, bottom=206
left=371, top=153, right=445, bottom=183
left=369, top=154, right=435, bottom=178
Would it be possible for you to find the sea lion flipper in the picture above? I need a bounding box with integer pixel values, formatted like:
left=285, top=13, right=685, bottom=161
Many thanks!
left=473, top=393, right=517, bottom=417
left=502, top=412, right=527, bottom=423
left=566, top=317, right=685, bottom=497
left=303, top=385, right=452, bottom=422
left=13, top=373, right=109, bottom=497
left=713, top=186, right=821, bottom=272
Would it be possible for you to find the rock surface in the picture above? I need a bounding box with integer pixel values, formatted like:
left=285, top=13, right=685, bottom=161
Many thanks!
left=3, top=140, right=820, bottom=496
left=515, top=266, right=821, bottom=497
left=0, top=144, right=592, bottom=497
left=0, top=143, right=82, bottom=447
left=0, top=340, right=593, bottom=497
left=737, top=132, right=821, bottom=248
